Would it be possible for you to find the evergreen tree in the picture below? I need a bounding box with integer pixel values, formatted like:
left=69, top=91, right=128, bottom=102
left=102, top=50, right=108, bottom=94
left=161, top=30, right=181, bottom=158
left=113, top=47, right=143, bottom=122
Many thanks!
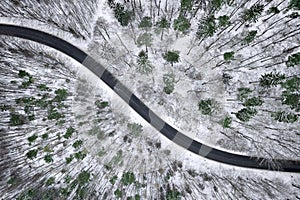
left=163, top=51, right=180, bottom=66
left=210, top=0, right=227, bottom=11
left=180, top=0, right=193, bottom=12
left=28, top=134, right=38, bottom=143
left=174, top=15, right=191, bottom=33
left=237, top=88, right=252, bottom=101
left=136, top=50, right=153, bottom=74
left=18, top=70, right=30, bottom=78
left=17, top=189, right=37, bottom=200
left=44, top=154, right=53, bottom=163
left=73, top=140, right=83, bottom=149
left=218, top=15, right=231, bottom=27
left=242, top=30, right=258, bottom=45
left=95, top=100, right=109, bottom=109
left=263, top=6, right=280, bottom=22
left=241, top=4, right=264, bottom=23
left=220, top=116, right=232, bottom=128
left=166, top=187, right=181, bottom=200
left=26, top=149, right=38, bottom=159
left=139, top=16, right=152, bottom=28
left=156, top=17, right=170, bottom=40
left=281, top=91, right=300, bottom=111
left=156, top=17, right=170, bottom=29
left=18, top=70, right=34, bottom=89
left=286, top=52, right=300, bottom=67
left=198, top=99, right=213, bottom=115
left=10, top=113, right=27, bottom=126
left=155, top=17, right=170, bottom=40
left=64, top=127, right=75, bottom=139
left=137, top=33, right=153, bottom=51
left=127, top=122, right=143, bottom=137
left=281, top=76, right=300, bottom=92
left=267, top=7, right=280, bottom=14
left=235, top=107, right=257, bottom=122
left=77, top=171, right=90, bottom=186
left=113, top=3, right=134, bottom=26
left=223, top=52, right=234, bottom=61
left=163, top=74, right=175, bottom=94
left=114, top=189, right=122, bottom=198
left=288, top=0, right=300, bottom=10
left=271, top=111, right=298, bottom=123
left=243, top=97, right=264, bottom=107
left=196, top=15, right=217, bottom=39
left=53, top=88, right=68, bottom=102
left=107, top=0, right=115, bottom=8
left=7, top=176, right=20, bottom=185
left=288, top=12, right=300, bottom=19
left=259, top=72, right=285, bottom=88
left=109, top=175, right=118, bottom=185
left=121, top=171, right=135, bottom=185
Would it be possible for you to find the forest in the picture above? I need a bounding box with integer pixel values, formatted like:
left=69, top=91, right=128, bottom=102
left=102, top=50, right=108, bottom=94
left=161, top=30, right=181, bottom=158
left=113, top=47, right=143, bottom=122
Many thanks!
left=0, top=0, right=299, bottom=199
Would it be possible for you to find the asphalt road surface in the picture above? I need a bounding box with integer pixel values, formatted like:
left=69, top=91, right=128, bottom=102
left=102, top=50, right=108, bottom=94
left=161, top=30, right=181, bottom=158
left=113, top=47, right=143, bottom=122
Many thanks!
left=0, top=24, right=299, bottom=173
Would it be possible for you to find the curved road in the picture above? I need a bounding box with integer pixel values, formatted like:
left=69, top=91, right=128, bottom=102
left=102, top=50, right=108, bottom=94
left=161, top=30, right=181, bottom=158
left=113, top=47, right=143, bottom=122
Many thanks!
left=0, top=24, right=299, bottom=172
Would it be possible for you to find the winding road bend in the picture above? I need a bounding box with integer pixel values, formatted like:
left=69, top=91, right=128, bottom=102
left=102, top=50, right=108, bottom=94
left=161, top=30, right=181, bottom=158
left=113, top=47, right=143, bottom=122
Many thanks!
left=0, top=24, right=299, bottom=172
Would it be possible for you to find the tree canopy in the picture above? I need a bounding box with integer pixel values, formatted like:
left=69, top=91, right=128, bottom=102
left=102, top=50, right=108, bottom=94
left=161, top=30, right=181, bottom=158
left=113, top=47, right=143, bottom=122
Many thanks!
left=174, top=15, right=191, bottom=33
left=286, top=52, right=300, bottom=67
left=223, top=52, right=235, bottom=61
left=113, top=3, right=134, bottom=26
left=259, top=72, right=286, bottom=88
left=288, top=0, right=300, bottom=10
left=241, top=4, right=264, bottom=23
left=163, top=51, right=180, bottom=66
left=197, top=15, right=217, bottom=39
left=242, top=30, right=258, bottom=45
left=139, top=16, right=152, bottom=28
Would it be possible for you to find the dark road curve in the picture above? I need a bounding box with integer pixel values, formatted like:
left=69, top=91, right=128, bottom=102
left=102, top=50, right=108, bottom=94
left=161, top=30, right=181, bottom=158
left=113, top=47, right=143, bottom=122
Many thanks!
left=1, top=24, right=299, bottom=173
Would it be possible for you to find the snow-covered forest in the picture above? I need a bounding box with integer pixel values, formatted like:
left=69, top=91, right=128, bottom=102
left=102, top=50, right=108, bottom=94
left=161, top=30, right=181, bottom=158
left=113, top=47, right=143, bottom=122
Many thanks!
left=0, top=0, right=299, bottom=199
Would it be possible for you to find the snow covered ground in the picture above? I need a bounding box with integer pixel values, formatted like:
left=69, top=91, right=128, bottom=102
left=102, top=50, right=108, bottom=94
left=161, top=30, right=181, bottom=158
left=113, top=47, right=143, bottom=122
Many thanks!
left=85, top=0, right=300, bottom=160
left=0, top=0, right=299, bottom=199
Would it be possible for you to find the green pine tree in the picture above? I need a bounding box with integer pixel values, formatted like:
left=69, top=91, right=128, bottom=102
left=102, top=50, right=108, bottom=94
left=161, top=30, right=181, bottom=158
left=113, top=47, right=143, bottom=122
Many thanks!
left=281, top=91, right=300, bottom=111
left=44, top=154, right=53, bottom=163
left=163, top=74, right=175, bottom=94
left=121, top=171, right=135, bottom=185
left=223, top=52, right=235, bottom=61
left=114, top=3, right=134, bottom=26
left=259, top=72, right=285, bottom=88
left=10, top=113, right=27, bottom=126
left=196, top=15, right=217, bottom=39
left=288, top=0, right=300, bottom=10
left=137, top=33, right=153, bottom=50
left=163, top=51, right=180, bottom=66
left=139, top=16, right=152, bottom=28
left=235, top=107, right=257, bottom=122
left=156, top=17, right=170, bottom=40
left=267, top=7, right=280, bottom=14
left=218, top=15, right=231, bottom=27
left=26, top=149, right=38, bottom=159
left=220, top=116, right=232, bottom=128
left=281, top=76, right=300, bottom=92
left=241, top=4, right=264, bottom=23
left=237, top=88, right=252, bottom=101
left=271, top=111, right=298, bottom=123
left=174, top=15, right=191, bottom=33
left=180, top=0, right=193, bottom=12
left=286, top=52, right=300, bottom=67
left=243, top=97, right=264, bottom=107
left=136, top=50, right=153, bottom=74
left=242, top=30, right=257, bottom=45
left=198, top=99, right=214, bottom=115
